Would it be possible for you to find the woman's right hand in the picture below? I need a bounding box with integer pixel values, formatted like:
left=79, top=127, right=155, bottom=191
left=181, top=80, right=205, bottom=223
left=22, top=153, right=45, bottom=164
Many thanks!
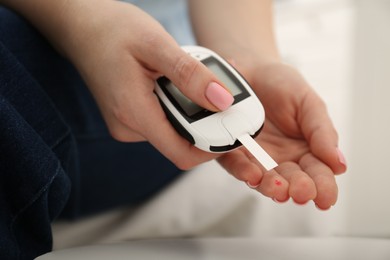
left=2, top=0, right=234, bottom=169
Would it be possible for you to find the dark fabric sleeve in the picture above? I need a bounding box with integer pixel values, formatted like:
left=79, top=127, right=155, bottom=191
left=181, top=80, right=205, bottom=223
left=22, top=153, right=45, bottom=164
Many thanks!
left=0, top=6, right=183, bottom=259
left=0, top=40, right=73, bottom=259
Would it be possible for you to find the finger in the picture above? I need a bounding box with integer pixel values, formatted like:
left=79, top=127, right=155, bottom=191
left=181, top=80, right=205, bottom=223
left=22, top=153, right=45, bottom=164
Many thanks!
left=217, top=149, right=264, bottom=186
left=299, top=91, right=347, bottom=174
left=137, top=86, right=218, bottom=170
left=105, top=64, right=217, bottom=170
left=299, top=153, right=338, bottom=210
left=255, top=169, right=290, bottom=203
left=136, top=39, right=234, bottom=112
left=275, top=161, right=317, bottom=205
left=104, top=120, right=147, bottom=142
left=218, top=150, right=289, bottom=202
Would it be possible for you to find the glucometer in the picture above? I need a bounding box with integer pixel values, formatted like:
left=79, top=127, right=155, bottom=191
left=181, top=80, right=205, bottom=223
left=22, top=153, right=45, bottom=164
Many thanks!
left=155, top=46, right=277, bottom=171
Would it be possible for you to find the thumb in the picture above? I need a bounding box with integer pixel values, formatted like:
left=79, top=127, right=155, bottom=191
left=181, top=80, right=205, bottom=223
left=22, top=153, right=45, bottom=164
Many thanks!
left=300, top=92, right=347, bottom=174
left=140, top=42, right=234, bottom=111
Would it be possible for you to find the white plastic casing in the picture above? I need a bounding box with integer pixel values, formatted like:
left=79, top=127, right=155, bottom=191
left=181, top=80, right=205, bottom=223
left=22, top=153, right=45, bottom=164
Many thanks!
left=155, top=46, right=265, bottom=153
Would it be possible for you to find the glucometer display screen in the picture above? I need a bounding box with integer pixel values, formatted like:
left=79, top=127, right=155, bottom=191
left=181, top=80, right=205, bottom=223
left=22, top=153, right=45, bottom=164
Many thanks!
left=162, top=56, right=250, bottom=120
left=204, top=59, right=242, bottom=96
left=165, top=85, right=202, bottom=117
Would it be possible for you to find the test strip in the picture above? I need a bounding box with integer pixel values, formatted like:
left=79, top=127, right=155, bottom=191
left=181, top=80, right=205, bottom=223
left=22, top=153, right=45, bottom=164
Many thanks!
left=237, top=134, right=278, bottom=171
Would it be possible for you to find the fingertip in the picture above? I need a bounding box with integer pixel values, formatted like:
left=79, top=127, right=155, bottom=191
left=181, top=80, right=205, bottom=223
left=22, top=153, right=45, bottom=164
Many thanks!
left=334, top=147, right=347, bottom=174
left=314, top=196, right=337, bottom=211
left=325, top=147, right=347, bottom=175
left=315, top=202, right=332, bottom=211
left=273, top=197, right=290, bottom=204
left=313, top=143, right=347, bottom=175
left=246, top=180, right=261, bottom=189
left=205, top=82, right=234, bottom=111
left=257, top=171, right=289, bottom=201
left=163, top=47, right=234, bottom=112
left=289, top=176, right=317, bottom=204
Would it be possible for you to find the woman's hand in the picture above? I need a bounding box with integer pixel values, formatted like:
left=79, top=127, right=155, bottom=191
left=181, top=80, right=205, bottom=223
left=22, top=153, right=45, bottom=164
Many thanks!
left=60, top=1, right=229, bottom=169
left=218, top=60, right=347, bottom=210
left=2, top=0, right=236, bottom=169
left=3, top=0, right=347, bottom=209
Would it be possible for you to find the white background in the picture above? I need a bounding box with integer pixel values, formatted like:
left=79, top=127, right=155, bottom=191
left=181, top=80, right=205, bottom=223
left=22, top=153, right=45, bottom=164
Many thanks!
left=52, top=0, right=390, bottom=250
left=264, top=0, right=390, bottom=238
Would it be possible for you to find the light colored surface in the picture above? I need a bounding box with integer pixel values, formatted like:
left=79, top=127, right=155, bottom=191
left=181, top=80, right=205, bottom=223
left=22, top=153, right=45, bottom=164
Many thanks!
left=244, top=0, right=355, bottom=237
left=273, top=0, right=390, bottom=239
left=52, top=161, right=260, bottom=248
left=344, top=0, right=390, bottom=237
left=38, top=237, right=390, bottom=260
left=52, top=0, right=390, bottom=253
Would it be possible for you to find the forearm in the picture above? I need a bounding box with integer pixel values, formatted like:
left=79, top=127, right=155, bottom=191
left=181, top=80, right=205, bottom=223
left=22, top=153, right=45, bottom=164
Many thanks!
left=188, top=0, right=280, bottom=62
left=1, top=1, right=65, bottom=52
left=0, top=0, right=102, bottom=60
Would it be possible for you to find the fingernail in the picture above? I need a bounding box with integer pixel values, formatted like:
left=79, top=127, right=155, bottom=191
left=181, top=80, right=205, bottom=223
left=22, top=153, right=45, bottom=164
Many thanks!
left=292, top=199, right=308, bottom=206
left=315, top=203, right=331, bottom=211
left=336, top=148, right=347, bottom=167
left=205, top=82, right=234, bottom=111
left=246, top=180, right=260, bottom=189
left=273, top=197, right=289, bottom=204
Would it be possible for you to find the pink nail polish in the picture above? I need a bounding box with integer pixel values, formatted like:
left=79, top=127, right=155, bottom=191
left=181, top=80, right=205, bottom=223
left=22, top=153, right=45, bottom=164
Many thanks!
left=205, top=82, right=234, bottom=111
left=336, top=148, right=347, bottom=167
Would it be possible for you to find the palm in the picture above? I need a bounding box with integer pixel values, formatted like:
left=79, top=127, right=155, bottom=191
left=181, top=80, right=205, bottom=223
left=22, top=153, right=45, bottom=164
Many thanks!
left=217, top=62, right=345, bottom=209
left=256, top=118, right=310, bottom=165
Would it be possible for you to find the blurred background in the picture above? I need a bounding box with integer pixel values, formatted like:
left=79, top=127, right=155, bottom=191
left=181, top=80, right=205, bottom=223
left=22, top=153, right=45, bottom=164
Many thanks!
left=265, top=0, right=390, bottom=238
left=53, top=0, right=390, bottom=249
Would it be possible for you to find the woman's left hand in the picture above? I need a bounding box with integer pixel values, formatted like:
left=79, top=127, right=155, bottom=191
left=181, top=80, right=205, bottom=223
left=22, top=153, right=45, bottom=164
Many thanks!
left=217, top=60, right=347, bottom=210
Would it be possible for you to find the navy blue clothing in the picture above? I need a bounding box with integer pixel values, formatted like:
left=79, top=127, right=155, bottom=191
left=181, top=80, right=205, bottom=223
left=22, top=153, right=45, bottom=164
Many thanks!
left=0, top=7, right=182, bottom=259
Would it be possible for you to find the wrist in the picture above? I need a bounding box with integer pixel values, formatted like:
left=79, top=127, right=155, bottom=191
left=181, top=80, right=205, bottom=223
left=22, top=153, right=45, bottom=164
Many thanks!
left=0, top=0, right=105, bottom=60
left=203, top=44, right=281, bottom=84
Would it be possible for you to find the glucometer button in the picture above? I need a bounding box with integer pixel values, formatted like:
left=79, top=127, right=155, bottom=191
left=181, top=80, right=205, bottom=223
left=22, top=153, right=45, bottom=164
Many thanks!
left=221, top=113, right=253, bottom=140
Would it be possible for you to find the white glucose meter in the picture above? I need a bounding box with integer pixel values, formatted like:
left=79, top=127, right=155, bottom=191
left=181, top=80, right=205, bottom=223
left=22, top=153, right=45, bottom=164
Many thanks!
left=155, top=46, right=277, bottom=171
